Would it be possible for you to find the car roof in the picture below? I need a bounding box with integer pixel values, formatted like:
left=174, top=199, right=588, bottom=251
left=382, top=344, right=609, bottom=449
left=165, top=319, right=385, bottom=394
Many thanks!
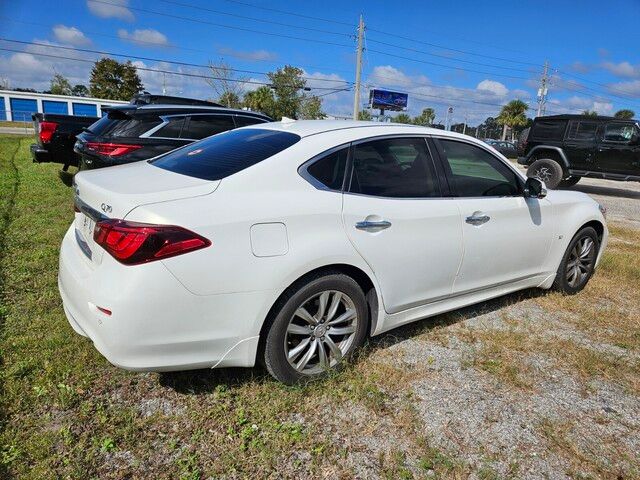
left=241, top=119, right=474, bottom=139
left=105, top=104, right=271, bottom=120
left=534, top=114, right=620, bottom=121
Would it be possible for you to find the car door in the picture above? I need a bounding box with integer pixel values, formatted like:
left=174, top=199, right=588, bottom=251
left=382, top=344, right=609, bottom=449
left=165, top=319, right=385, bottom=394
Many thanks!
left=341, top=136, right=463, bottom=314
left=594, top=122, right=640, bottom=175
left=563, top=120, right=598, bottom=171
left=433, top=137, right=554, bottom=294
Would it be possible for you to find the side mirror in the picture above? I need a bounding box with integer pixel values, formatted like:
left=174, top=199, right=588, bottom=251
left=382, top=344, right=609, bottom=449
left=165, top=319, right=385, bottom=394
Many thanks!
left=524, top=177, right=547, bottom=199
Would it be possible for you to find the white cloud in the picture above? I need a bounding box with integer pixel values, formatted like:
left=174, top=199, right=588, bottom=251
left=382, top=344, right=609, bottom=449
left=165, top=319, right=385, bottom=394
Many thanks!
left=53, top=25, right=91, bottom=46
left=118, top=28, right=169, bottom=47
left=367, top=65, right=429, bottom=89
left=476, top=79, right=508, bottom=96
left=87, top=0, right=134, bottom=22
left=606, top=79, right=640, bottom=97
left=217, top=47, right=277, bottom=62
left=601, top=61, right=640, bottom=79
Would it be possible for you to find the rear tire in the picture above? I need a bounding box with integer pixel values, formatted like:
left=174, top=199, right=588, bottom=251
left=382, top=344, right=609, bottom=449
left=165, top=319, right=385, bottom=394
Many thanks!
left=552, top=226, right=599, bottom=294
left=263, top=273, right=369, bottom=385
left=559, top=176, right=580, bottom=188
left=527, top=158, right=563, bottom=189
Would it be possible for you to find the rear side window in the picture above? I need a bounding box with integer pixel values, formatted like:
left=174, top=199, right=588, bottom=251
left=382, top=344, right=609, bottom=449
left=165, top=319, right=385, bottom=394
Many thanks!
left=530, top=120, right=567, bottom=140
left=234, top=115, right=268, bottom=127
left=106, top=114, right=162, bottom=138
left=566, top=121, right=598, bottom=141
left=183, top=115, right=235, bottom=140
left=151, top=116, right=185, bottom=138
left=151, top=129, right=301, bottom=180
left=348, top=137, right=440, bottom=198
left=306, top=148, right=348, bottom=190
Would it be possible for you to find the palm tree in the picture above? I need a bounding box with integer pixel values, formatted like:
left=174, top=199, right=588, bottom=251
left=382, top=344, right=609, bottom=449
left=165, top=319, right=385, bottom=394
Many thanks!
left=582, top=110, right=598, bottom=117
left=497, top=100, right=528, bottom=141
left=614, top=109, right=635, bottom=119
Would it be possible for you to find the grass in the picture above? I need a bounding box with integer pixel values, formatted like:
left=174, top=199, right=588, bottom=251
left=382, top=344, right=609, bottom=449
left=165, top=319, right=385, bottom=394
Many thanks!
left=1, top=135, right=639, bottom=478
left=0, top=122, right=31, bottom=129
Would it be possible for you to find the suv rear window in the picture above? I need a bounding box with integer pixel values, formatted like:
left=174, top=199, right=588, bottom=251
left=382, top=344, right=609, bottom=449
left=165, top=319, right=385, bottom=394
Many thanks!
left=530, top=120, right=567, bottom=140
left=86, top=111, right=161, bottom=138
left=151, top=128, right=300, bottom=180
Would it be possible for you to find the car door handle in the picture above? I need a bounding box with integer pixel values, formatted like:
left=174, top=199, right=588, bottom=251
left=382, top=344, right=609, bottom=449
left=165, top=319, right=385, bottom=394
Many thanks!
left=355, top=220, right=392, bottom=231
left=465, top=212, right=491, bottom=226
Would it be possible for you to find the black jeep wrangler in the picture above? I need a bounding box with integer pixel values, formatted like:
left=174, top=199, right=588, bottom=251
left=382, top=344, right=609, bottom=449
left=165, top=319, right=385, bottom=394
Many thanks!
left=517, top=114, right=640, bottom=189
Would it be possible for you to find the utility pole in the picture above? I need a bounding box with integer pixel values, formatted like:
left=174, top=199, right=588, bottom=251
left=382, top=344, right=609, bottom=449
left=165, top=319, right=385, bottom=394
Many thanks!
left=162, top=73, right=167, bottom=95
left=445, top=106, right=454, bottom=131
left=462, top=113, right=468, bottom=135
left=536, top=60, right=549, bottom=117
left=352, top=14, right=364, bottom=120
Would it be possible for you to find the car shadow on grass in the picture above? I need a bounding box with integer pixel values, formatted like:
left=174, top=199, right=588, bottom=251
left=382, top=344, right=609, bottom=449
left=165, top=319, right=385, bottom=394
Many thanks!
left=158, top=288, right=547, bottom=394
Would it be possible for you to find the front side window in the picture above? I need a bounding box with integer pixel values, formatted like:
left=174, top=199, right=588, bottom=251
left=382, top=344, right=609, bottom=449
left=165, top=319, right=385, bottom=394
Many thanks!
left=183, top=115, right=236, bottom=140
left=438, top=139, right=521, bottom=197
left=603, top=123, right=635, bottom=142
left=151, top=128, right=301, bottom=180
left=566, top=121, right=598, bottom=141
left=348, top=137, right=440, bottom=198
left=306, top=148, right=348, bottom=190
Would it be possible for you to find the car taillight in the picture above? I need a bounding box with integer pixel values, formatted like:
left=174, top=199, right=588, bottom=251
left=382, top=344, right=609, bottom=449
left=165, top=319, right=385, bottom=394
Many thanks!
left=86, top=142, right=142, bottom=157
left=39, top=121, right=58, bottom=143
left=93, top=219, right=210, bottom=265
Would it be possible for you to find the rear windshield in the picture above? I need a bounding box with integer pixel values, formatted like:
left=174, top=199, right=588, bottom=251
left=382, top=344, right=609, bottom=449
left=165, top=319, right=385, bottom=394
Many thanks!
left=150, top=128, right=301, bottom=180
left=84, top=110, right=160, bottom=138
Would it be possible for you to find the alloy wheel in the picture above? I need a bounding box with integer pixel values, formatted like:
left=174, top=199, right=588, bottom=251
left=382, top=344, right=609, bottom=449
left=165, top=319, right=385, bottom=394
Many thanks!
left=566, top=236, right=596, bottom=288
left=284, top=290, right=358, bottom=374
left=534, top=166, right=552, bottom=183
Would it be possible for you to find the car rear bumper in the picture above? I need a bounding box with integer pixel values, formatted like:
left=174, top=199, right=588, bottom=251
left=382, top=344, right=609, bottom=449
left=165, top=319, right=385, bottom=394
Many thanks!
left=30, top=144, right=51, bottom=163
left=58, top=224, right=272, bottom=371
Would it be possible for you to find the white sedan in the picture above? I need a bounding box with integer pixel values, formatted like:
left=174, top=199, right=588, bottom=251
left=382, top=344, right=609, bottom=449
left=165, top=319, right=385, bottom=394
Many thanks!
left=59, top=120, right=608, bottom=384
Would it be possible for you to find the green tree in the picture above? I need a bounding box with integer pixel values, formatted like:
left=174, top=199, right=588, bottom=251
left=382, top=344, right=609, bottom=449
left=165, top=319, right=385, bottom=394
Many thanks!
left=393, top=113, right=413, bottom=124
left=243, top=86, right=276, bottom=117
left=357, top=110, right=373, bottom=121
left=582, top=110, right=598, bottom=117
left=497, top=99, right=528, bottom=140
left=413, top=107, right=436, bottom=126
left=218, top=91, right=242, bottom=109
left=614, top=109, right=635, bottom=119
left=50, top=73, right=72, bottom=96
left=89, top=58, right=143, bottom=101
left=71, top=84, right=89, bottom=97
left=299, top=95, right=325, bottom=119
left=267, top=65, right=306, bottom=120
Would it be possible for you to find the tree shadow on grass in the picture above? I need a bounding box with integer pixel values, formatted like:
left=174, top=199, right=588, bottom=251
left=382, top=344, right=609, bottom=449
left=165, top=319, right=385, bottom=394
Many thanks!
left=159, top=288, right=547, bottom=395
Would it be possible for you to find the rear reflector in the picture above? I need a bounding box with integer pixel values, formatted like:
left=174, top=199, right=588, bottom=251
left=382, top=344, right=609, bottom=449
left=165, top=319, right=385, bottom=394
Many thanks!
left=39, top=121, right=58, bottom=143
left=93, top=219, right=210, bottom=265
left=86, top=142, right=142, bottom=157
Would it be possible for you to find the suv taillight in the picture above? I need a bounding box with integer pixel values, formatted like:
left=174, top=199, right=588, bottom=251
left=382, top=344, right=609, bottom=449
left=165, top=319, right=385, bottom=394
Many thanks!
left=39, top=121, right=58, bottom=143
left=93, top=219, right=210, bottom=265
left=86, top=142, right=142, bottom=157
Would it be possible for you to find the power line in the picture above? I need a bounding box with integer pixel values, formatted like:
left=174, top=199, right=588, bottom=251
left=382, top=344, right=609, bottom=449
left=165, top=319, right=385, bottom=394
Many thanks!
left=0, top=47, right=349, bottom=93
left=0, top=17, right=357, bottom=77
left=158, top=0, right=352, bottom=37
left=219, top=0, right=355, bottom=27
left=0, top=38, right=353, bottom=88
left=367, top=37, right=537, bottom=74
left=86, top=0, right=354, bottom=49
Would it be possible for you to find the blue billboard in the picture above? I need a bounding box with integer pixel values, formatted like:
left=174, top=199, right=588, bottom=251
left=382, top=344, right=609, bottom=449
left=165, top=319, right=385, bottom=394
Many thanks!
left=369, top=89, right=408, bottom=111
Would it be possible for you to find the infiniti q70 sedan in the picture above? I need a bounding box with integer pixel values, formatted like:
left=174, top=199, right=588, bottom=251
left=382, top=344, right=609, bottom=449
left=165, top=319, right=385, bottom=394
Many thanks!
left=59, top=120, right=608, bottom=384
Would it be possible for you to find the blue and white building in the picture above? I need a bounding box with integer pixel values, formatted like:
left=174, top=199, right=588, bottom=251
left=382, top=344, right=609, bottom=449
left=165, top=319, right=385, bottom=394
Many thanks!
left=0, top=89, right=129, bottom=122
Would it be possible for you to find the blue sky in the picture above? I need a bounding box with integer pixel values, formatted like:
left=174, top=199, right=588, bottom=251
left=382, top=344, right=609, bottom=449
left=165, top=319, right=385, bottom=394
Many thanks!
left=1, top=0, right=639, bottom=124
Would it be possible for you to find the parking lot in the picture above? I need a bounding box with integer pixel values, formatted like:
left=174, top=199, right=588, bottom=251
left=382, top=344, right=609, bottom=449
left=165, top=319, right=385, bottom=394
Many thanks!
left=1, top=134, right=638, bottom=479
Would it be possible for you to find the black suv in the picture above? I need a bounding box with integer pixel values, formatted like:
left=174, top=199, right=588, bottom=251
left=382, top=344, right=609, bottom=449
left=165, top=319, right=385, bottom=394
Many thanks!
left=517, top=114, right=640, bottom=188
left=75, top=98, right=271, bottom=170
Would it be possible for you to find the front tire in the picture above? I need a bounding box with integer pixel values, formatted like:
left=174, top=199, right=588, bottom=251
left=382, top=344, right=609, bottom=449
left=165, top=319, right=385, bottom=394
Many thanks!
left=552, top=226, right=599, bottom=294
left=527, top=158, right=563, bottom=189
left=263, top=273, right=369, bottom=385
